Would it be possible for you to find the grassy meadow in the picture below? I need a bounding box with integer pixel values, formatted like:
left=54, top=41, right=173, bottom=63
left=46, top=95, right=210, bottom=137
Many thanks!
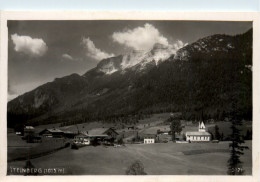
left=7, top=113, right=252, bottom=175
left=8, top=141, right=252, bottom=175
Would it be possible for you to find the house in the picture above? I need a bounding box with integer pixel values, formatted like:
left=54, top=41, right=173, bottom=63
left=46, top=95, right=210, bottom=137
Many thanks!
left=24, top=126, right=35, bottom=136
left=186, top=121, right=211, bottom=142
left=63, top=131, right=77, bottom=138
left=74, top=133, right=90, bottom=145
left=71, top=128, right=119, bottom=145
left=143, top=134, right=156, bottom=144
left=39, top=128, right=64, bottom=138
left=139, top=127, right=158, bottom=144
left=87, top=128, right=119, bottom=140
left=156, top=129, right=171, bottom=142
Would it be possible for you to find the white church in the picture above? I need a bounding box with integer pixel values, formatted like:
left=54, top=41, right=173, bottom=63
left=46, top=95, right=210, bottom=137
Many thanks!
left=186, top=121, right=211, bottom=142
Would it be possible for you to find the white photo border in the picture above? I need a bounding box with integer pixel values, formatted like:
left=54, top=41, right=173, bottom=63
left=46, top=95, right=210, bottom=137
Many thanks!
left=0, top=11, right=259, bottom=182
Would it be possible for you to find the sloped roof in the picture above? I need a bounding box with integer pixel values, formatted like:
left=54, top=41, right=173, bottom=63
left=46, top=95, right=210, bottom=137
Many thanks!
left=143, top=134, right=157, bottom=138
left=186, top=131, right=211, bottom=136
left=141, top=127, right=160, bottom=135
left=200, top=121, right=206, bottom=129
left=75, top=133, right=89, bottom=137
left=87, top=128, right=109, bottom=136
left=81, top=131, right=89, bottom=135
left=63, top=130, right=76, bottom=134
left=40, top=128, right=64, bottom=134
left=48, top=128, right=63, bottom=133
left=24, top=126, right=34, bottom=129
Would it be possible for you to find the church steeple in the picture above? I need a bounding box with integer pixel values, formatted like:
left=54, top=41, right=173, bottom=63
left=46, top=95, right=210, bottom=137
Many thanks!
left=198, top=121, right=206, bottom=132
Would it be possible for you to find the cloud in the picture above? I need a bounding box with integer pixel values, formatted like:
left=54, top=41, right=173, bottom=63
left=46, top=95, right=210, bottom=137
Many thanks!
left=11, top=34, right=48, bottom=57
left=8, top=93, right=19, bottom=101
left=171, top=40, right=188, bottom=50
left=8, top=81, right=16, bottom=95
left=152, top=41, right=187, bottom=62
left=112, top=23, right=169, bottom=51
left=8, top=81, right=18, bottom=101
left=81, top=37, right=114, bottom=61
left=62, top=53, right=73, bottom=61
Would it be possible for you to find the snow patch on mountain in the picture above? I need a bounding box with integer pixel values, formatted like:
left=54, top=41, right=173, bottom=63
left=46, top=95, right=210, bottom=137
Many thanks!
left=121, top=50, right=147, bottom=69
left=96, top=41, right=187, bottom=74
left=120, top=44, right=176, bottom=71
left=99, top=61, right=119, bottom=74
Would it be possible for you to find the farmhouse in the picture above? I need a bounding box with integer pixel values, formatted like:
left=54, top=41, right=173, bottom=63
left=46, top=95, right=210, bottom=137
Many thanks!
left=87, top=128, right=119, bottom=139
left=139, top=127, right=159, bottom=144
left=39, top=128, right=64, bottom=138
left=72, top=128, right=119, bottom=145
left=186, top=121, right=211, bottom=142
left=63, top=131, right=77, bottom=138
left=74, top=133, right=90, bottom=145
left=24, top=126, right=35, bottom=136
left=143, top=134, right=156, bottom=144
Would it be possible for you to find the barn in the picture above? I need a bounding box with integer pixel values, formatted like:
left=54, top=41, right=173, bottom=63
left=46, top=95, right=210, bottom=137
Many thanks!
left=87, top=128, right=119, bottom=139
left=63, top=131, right=77, bottom=138
left=74, top=133, right=90, bottom=145
left=39, top=128, right=64, bottom=138
left=23, top=126, right=35, bottom=136
left=186, top=121, right=211, bottom=142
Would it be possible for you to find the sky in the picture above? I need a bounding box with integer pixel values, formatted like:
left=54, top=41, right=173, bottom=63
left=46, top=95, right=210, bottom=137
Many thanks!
left=8, top=20, right=252, bottom=101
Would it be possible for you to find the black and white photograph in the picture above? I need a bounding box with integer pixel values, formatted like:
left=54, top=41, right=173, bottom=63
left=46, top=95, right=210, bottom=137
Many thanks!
left=1, top=12, right=258, bottom=178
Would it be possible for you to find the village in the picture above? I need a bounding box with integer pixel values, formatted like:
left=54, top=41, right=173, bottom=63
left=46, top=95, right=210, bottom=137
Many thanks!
left=16, top=117, right=213, bottom=148
left=7, top=113, right=252, bottom=175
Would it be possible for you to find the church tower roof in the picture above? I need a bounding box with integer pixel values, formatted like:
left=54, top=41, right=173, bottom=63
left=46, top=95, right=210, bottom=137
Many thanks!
left=199, top=121, right=206, bottom=132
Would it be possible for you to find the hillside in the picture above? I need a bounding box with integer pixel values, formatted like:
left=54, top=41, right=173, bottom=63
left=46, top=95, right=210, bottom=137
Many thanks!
left=7, top=29, right=252, bottom=127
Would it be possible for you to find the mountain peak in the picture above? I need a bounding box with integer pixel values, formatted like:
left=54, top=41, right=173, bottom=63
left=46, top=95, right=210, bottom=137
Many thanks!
left=7, top=29, right=252, bottom=127
left=91, top=42, right=179, bottom=75
left=174, top=33, right=238, bottom=61
left=95, top=55, right=123, bottom=75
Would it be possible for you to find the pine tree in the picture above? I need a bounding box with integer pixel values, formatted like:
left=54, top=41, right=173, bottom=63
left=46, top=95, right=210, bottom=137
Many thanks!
left=214, top=125, right=221, bottom=140
left=168, top=117, right=182, bottom=142
left=227, top=116, right=247, bottom=175
left=221, top=132, right=224, bottom=141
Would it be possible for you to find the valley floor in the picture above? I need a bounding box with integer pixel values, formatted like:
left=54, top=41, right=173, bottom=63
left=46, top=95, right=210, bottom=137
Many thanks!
left=7, top=141, right=252, bottom=175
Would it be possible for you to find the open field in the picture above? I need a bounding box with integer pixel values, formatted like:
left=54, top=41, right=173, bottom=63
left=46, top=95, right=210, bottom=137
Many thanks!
left=8, top=133, right=68, bottom=162
left=8, top=141, right=252, bottom=175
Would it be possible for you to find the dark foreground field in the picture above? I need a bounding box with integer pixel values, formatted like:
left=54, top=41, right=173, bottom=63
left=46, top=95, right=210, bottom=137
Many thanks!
left=8, top=133, right=68, bottom=162
left=7, top=141, right=252, bottom=175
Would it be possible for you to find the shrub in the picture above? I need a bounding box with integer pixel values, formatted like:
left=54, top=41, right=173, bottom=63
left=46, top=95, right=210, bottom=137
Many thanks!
left=117, top=138, right=124, bottom=145
left=71, top=143, right=79, bottom=150
left=125, top=160, right=147, bottom=175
